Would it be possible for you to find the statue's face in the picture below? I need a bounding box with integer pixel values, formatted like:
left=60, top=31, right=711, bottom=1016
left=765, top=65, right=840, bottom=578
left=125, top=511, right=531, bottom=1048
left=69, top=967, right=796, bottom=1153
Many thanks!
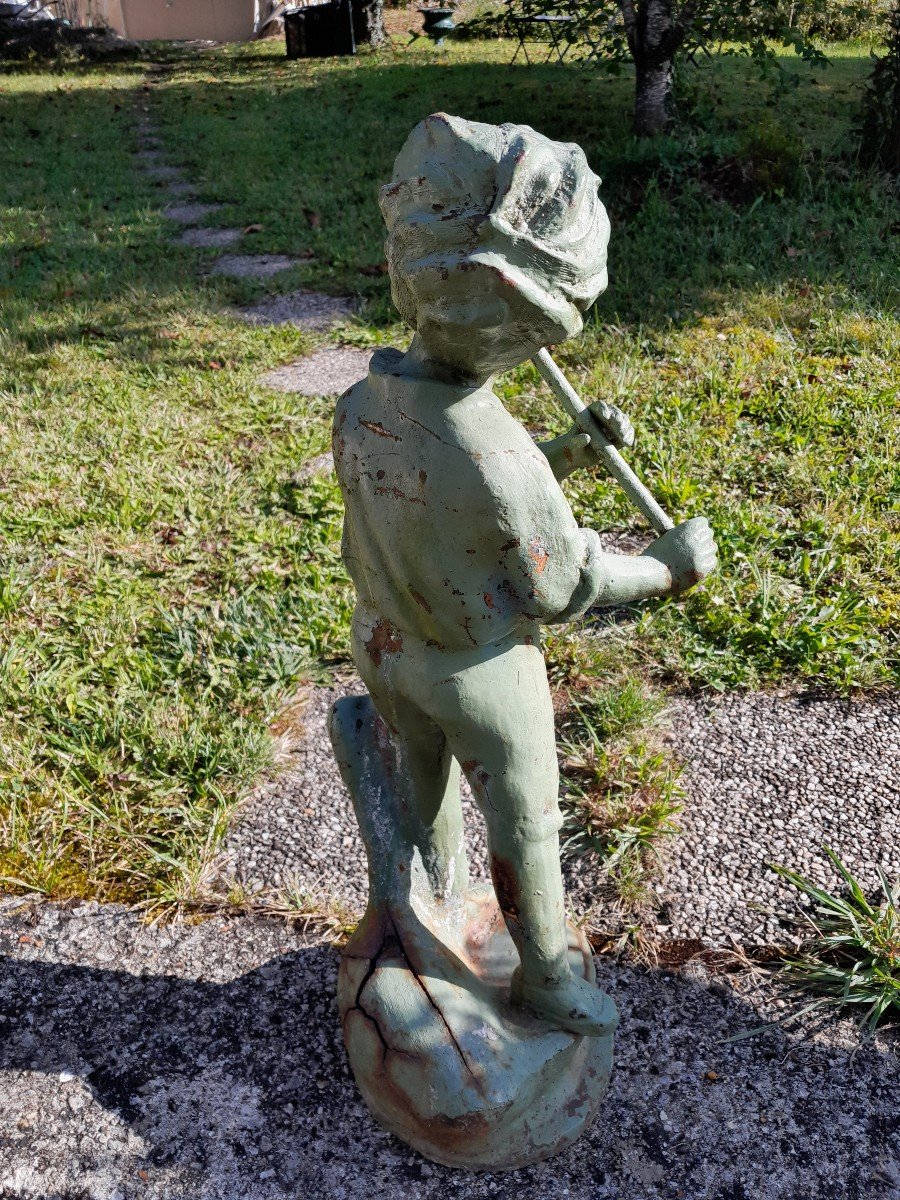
left=411, top=265, right=588, bottom=384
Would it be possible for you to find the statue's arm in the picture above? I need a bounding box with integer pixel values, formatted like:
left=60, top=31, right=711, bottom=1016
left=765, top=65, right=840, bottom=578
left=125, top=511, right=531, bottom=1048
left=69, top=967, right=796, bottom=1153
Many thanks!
left=551, top=519, right=718, bottom=623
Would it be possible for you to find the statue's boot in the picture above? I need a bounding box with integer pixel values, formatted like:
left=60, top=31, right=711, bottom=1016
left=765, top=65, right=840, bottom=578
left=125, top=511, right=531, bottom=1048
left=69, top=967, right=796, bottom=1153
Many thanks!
left=487, top=824, right=619, bottom=1038
left=511, top=966, right=619, bottom=1037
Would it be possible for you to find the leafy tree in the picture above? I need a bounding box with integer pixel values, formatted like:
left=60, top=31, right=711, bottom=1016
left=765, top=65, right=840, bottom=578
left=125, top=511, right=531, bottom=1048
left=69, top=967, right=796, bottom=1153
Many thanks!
left=859, top=2, right=900, bottom=171
left=465, top=0, right=882, bottom=136
left=583, top=0, right=873, bottom=136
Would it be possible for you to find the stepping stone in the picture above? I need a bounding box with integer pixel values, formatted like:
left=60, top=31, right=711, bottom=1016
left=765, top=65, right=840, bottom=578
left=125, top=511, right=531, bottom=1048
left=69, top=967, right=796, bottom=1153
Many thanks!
left=237, top=289, right=356, bottom=331
left=165, top=181, right=197, bottom=198
left=298, top=450, right=334, bottom=480
left=178, top=227, right=243, bottom=249
left=210, top=254, right=298, bottom=279
left=146, top=165, right=184, bottom=183
left=260, top=347, right=370, bottom=397
left=163, top=202, right=223, bottom=225
left=135, top=148, right=164, bottom=167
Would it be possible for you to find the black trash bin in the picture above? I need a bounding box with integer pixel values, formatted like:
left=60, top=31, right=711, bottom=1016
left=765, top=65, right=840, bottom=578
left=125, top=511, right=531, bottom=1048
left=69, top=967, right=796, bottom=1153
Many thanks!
left=284, top=1, right=356, bottom=58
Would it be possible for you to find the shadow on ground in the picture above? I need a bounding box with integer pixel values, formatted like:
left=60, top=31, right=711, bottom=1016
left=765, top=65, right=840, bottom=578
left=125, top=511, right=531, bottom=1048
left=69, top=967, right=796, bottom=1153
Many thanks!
left=0, top=901, right=897, bottom=1200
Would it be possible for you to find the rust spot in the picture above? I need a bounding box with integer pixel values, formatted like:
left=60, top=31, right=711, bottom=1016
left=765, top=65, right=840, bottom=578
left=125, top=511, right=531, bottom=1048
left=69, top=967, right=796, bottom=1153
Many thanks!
left=462, top=759, right=478, bottom=772
left=496, top=578, right=522, bottom=605
left=365, top=619, right=403, bottom=667
left=409, top=587, right=432, bottom=613
left=418, top=469, right=427, bottom=485
left=466, top=548, right=476, bottom=555
left=483, top=592, right=495, bottom=610
left=491, top=853, right=520, bottom=920
left=359, top=418, right=401, bottom=441
left=528, top=536, right=549, bottom=574
left=499, top=538, right=520, bottom=554
left=376, top=469, right=385, bottom=480
left=374, top=485, right=425, bottom=505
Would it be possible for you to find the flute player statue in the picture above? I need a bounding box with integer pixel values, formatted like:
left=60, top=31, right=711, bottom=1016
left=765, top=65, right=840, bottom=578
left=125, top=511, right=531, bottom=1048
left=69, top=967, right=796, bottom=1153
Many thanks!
left=330, top=113, right=717, bottom=1170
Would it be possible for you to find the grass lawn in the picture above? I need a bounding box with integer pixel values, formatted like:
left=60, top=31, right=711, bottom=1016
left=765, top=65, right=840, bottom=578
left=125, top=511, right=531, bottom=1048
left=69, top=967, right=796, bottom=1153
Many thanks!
left=0, top=36, right=897, bottom=907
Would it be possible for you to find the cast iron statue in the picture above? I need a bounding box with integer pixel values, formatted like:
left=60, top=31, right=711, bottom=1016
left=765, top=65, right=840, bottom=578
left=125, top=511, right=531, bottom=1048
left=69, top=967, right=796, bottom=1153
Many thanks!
left=329, top=113, right=717, bottom=1169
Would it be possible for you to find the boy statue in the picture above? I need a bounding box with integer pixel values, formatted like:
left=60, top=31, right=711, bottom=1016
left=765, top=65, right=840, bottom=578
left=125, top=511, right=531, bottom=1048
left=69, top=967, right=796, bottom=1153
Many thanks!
left=329, top=113, right=717, bottom=1168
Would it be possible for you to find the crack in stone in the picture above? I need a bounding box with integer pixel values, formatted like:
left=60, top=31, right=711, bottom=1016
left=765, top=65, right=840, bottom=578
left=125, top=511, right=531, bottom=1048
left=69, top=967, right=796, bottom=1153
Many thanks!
left=387, top=913, right=486, bottom=1096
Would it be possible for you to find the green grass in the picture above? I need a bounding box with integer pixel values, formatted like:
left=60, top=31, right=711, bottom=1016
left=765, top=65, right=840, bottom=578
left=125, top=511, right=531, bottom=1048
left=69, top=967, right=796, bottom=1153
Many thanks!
left=0, top=37, right=897, bottom=905
left=770, top=849, right=900, bottom=1033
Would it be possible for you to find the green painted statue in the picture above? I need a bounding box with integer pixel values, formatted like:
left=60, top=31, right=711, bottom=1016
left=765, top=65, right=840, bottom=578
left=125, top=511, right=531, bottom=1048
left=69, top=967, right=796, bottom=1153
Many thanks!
left=329, top=113, right=717, bottom=1170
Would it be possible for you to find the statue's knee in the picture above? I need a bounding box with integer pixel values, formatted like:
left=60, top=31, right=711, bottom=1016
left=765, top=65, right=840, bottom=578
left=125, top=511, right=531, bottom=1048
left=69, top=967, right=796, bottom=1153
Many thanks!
left=482, top=796, right=564, bottom=848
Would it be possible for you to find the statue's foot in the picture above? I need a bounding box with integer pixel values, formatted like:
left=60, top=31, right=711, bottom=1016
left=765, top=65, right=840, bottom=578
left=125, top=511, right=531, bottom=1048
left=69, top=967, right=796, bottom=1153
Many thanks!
left=511, top=967, right=618, bottom=1038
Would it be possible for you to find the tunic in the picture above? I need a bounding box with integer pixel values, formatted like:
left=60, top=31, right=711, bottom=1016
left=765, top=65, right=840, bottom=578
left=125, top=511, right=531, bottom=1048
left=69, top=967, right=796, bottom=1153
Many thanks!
left=333, top=347, right=597, bottom=652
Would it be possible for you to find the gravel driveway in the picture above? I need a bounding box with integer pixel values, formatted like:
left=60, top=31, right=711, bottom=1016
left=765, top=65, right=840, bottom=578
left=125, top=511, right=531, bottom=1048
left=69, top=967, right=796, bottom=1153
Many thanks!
left=211, top=681, right=900, bottom=949
left=1, top=896, right=897, bottom=1200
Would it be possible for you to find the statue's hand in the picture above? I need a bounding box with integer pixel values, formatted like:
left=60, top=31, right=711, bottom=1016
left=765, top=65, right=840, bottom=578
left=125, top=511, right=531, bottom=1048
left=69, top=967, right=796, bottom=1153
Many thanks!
left=642, top=516, right=718, bottom=596
left=562, top=401, right=635, bottom=469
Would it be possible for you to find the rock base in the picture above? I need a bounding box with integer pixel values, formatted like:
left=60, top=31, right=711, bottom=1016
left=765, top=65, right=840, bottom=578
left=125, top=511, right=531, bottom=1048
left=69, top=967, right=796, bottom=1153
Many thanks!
left=338, top=887, right=612, bottom=1171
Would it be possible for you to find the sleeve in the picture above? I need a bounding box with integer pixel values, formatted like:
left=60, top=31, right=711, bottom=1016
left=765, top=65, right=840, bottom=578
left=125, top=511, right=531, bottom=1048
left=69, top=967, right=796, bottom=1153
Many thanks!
left=492, top=456, right=598, bottom=625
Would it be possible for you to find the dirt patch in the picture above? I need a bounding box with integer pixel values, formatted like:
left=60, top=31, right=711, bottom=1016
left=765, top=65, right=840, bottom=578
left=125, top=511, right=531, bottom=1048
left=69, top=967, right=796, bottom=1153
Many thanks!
left=260, top=347, right=371, bottom=397
left=210, top=254, right=298, bottom=279
left=236, top=289, right=357, bottom=331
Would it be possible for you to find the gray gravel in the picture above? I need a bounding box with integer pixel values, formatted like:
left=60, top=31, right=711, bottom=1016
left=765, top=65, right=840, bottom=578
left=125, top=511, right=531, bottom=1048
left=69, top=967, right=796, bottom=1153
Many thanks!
left=0, top=895, right=896, bottom=1200
left=237, top=290, right=357, bottom=331
left=298, top=450, right=335, bottom=480
left=213, top=682, right=899, bottom=948
left=659, top=691, right=900, bottom=946
left=260, top=348, right=372, bottom=397
left=210, top=254, right=299, bottom=279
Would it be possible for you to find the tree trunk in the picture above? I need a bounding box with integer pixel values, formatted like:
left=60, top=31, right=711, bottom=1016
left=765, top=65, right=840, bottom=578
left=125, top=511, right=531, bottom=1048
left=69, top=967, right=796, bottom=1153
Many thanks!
left=358, top=0, right=386, bottom=45
left=634, top=57, right=674, bottom=136
left=621, top=0, right=683, bottom=137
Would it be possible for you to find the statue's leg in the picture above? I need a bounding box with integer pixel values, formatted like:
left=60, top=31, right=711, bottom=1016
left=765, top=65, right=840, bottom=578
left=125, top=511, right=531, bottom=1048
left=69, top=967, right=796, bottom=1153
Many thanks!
left=353, top=634, right=468, bottom=904
left=427, top=639, right=618, bottom=1037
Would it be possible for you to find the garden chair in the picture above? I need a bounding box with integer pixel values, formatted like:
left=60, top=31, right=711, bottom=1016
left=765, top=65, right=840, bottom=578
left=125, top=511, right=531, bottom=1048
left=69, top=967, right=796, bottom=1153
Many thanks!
left=503, top=0, right=577, bottom=65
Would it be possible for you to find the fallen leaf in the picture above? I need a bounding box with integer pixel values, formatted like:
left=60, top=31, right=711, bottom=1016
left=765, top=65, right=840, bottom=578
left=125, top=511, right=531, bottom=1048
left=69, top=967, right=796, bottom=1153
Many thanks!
left=207, top=360, right=223, bottom=370
left=704, top=1070, right=720, bottom=1081
left=243, top=222, right=263, bottom=234
left=138, top=1169, right=149, bottom=1182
